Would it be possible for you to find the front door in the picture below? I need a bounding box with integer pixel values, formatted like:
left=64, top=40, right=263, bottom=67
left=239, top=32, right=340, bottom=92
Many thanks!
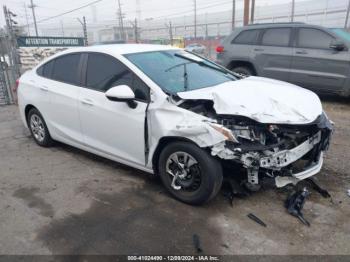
left=78, top=53, right=150, bottom=166
left=290, top=27, right=350, bottom=94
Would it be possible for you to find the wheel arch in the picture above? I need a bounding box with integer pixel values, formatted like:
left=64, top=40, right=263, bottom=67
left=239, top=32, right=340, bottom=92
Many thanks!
left=227, top=60, right=257, bottom=75
left=151, top=136, right=205, bottom=174
left=24, top=104, right=37, bottom=124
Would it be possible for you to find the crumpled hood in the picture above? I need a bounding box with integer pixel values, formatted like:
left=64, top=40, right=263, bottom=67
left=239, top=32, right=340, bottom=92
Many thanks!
left=177, top=76, right=323, bottom=124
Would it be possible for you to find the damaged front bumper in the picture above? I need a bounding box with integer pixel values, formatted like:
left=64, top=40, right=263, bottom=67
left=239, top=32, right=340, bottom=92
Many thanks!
left=275, top=153, right=323, bottom=187
left=211, top=113, right=333, bottom=188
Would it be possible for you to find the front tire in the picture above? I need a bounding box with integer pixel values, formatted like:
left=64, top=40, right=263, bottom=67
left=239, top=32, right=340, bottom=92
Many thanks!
left=27, top=108, right=53, bottom=147
left=158, top=141, right=223, bottom=205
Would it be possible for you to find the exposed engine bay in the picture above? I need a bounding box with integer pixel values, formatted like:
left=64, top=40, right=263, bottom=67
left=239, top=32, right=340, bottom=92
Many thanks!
left=177, top=98, right=333, bottom=190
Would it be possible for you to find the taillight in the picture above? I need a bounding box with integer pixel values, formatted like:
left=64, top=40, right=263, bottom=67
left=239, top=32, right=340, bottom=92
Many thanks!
left=14, top=79, right=19, bottom=93
left=216, top=45, right=224, bottom=53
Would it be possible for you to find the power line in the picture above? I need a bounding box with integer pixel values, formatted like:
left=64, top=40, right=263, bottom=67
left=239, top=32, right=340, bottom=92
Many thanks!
left=33, top=0, right=104, bottom=24
left=148, top=0, right=233, bottom=20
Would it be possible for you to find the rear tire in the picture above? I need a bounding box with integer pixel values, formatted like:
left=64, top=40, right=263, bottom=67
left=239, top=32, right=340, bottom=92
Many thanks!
left=158, top=141, right=223, bottom=205
left=27, top=108, right=53, bottom=147
left=231, top=66, right=254, bottom=77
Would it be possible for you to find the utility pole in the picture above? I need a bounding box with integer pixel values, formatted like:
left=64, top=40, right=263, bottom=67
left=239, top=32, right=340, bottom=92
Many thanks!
left=194, top=0, right=197, bottom=39
left=169, top=21, right=173, bottom=45
left=23, top=3, right=30, bottom=36
left=77, top=16, right=88, bottom=46
left=345, top=0, right=350, bottom=28
left=243, top=0, right=250, bottom=26
left=60, top=20, right=65, bottom=36
left=117, top=0, right=125, bottom=41
left=132, top=18, right=138, bottom=43
left=231, top=0, right=236, bottom=31
left=291, top=0, right=295, bottom=22
left=250, top=0, right=255, bottom=24
left=28, top=0, right=38, bottom=36
left=165, top=21, right=173, bottom=45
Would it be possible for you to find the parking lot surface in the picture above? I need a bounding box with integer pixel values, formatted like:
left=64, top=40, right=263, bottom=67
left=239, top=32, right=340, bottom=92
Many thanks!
left=0, top=97, right=349, bottom=255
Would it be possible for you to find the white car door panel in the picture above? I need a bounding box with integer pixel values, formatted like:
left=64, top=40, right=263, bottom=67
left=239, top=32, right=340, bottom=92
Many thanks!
left=78, top=52, right=150, bottom=166
left=47, top=80, right=82, bottom=144
left=43, top=53, right=84, bottom=145
left=79, top=88, right=147, bottom=165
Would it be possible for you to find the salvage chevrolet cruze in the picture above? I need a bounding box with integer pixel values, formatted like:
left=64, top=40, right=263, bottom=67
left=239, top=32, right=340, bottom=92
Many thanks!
left=17, top=44, right=333, bottom=205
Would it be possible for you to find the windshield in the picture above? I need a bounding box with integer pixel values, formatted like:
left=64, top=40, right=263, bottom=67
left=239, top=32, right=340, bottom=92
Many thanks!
left=330, top=28, right=350, bottom=43
left=124, top=50, right=236, bottom=94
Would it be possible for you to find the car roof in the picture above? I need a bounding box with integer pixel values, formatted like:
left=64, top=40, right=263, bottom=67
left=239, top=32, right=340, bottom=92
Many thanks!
left=240, top=22, right=325, bottom=30
left=58, top=44, right=179, bottom=56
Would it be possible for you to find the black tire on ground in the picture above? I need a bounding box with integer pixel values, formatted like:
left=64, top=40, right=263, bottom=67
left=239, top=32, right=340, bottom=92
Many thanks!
left=27, top=108, right=54, bottom=147
left=158, top=141, right=223, bottom=205
left=231, top=66, right=255, bottom=77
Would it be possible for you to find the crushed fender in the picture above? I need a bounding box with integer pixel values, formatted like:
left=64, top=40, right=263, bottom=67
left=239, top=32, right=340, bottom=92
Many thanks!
left=247, top=213, right=267, bottom=227
left=285, top=187, right=310, bottom=226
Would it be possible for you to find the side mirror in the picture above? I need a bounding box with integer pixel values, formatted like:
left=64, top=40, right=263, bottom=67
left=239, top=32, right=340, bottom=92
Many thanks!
left=105, top=85, right=137, bottom=109
left=330, top=40, right=346, bottom=51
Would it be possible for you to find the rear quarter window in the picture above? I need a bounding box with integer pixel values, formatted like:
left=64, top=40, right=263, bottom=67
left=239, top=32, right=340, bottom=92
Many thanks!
left=232, top=29, right=261, bottom=45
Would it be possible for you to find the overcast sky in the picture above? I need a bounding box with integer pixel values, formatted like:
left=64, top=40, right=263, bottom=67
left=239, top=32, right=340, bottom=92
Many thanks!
left=0, top=0, right=324, bottom=28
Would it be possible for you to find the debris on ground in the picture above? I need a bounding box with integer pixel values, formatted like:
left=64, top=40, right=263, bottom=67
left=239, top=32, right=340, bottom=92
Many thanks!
left=192, top=234, right=202, bottom=253
left=222, top=177, right=249, bottom=207
left=247, top=213, right=267, bottom=227
left=305, top=178, right=331, bottom=198
left=285, top=187, right=310, bottom=226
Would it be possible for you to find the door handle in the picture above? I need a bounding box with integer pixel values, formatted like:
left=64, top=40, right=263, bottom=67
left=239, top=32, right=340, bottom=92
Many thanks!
left=296, top=50, right=308, bottom=55
left=40, top=85, right=49, bottom=92
left=254, top=48, right=264, bottom=52
left=81, top=98, right=94, bottom=106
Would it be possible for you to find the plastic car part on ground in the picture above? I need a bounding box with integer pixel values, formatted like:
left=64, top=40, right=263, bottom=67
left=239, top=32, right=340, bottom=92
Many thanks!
left=285, top=188, right=310, bottom=226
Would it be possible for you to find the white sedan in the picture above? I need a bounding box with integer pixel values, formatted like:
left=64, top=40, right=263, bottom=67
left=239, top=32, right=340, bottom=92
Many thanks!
left=17, top=44, right=333, bottom=205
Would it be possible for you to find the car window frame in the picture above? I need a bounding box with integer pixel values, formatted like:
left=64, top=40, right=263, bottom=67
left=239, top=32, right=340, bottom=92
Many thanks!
left=259, top=27, right=293, bottom=47
left=81, top=51, right=150, bottom=103
left=231, top=29, right=262, bottom=45
left=36, top=59, right=55, bottom=80
left=37, top=52, right=84, bottom=87
left=296, top=27, right=336, bottom=50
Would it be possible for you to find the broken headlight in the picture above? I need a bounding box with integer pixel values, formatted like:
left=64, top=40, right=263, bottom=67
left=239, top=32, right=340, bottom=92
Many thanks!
left=210, top=123, right=239, bottom=143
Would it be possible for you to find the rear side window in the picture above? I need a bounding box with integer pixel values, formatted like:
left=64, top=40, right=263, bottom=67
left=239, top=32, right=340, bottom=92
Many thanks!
left=51, top=54, right=81, bottom=85
left=86, top=53, right=149, bottom=101
left=232, top=29, right=260, bottom=44
left=37, top=60, right=54, bottom=78
left=297, top=28, right=334, bottom=49
left=261, top=28, right=291, bottom=47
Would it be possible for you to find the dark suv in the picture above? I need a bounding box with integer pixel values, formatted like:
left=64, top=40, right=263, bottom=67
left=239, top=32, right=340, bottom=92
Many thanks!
left=216, top=22, right=350, bottom=97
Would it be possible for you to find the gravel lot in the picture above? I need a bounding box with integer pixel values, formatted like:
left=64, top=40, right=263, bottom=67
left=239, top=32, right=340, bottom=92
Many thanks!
left=0, top=97, right=349, bottom=255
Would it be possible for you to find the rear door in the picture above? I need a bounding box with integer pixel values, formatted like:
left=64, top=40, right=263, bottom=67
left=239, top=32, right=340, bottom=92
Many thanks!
left=222, top=29, right=260, bottom=68
left=251, top=27, right=293, bottom=81
left=290, top=27, right=350, bottom=93
left=78, top=52, right=150, bottom=166
left=45, top=53, right=84, bottom=145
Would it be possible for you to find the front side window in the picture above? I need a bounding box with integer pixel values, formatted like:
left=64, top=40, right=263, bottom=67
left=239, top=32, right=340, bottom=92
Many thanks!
left=297, top=28, right=334, bottom=49
left=232, top=29, right=260, bottom=45
left=125, top=50, right=236, bottom=94
left=86, top=53, right=149, bottom=101
left=51, top=54, right=81, bottom=85
left=261, top=28, right=291, bottom=47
